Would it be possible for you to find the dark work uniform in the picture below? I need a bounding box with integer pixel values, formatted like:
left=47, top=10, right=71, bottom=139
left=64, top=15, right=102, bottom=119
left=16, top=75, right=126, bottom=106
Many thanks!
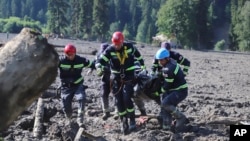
left=96, top=42, right=145, bottom=132
left=151, top=50, right=190, bottom=76
left=58, top=55, right=95, bottom=119
left=95, top=44, right=111, bottom=114
left=160, top=58, right=188, bottom=131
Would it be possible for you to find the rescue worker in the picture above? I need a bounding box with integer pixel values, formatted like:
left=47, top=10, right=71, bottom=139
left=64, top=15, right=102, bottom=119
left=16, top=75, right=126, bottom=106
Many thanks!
left=151, top=41, right=190, bottom=76
left=154, top=48, right=189, bottom=132
left=96, top=43, right=146, bottom=120
left=96, top=43, right=112, bottom=120
left=95, top=31, right=146, bottom=135
left=58, top=44, right=95, bottom=126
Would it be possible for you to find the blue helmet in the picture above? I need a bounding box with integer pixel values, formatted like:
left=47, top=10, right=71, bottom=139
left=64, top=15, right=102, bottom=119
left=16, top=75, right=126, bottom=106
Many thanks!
left=100, top=43, right=109, bottom=53
left=155, top=48, right=170, bottom=59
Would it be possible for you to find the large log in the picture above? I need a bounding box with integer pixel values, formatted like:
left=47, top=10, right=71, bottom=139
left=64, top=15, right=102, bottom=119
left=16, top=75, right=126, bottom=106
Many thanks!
left=33, top=97, right=44, bottom=138
left=0, top=28, right=59, bottom=130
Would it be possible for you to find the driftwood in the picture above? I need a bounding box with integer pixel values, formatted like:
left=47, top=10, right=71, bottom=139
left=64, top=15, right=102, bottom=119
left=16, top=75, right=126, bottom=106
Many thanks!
left=0, top=28, right=59, bottom=130
left=205, top=115, right=249, bottom=125
left=74, top=127, right=107, bottom=141
left=33, top=98, right=44, bottom=138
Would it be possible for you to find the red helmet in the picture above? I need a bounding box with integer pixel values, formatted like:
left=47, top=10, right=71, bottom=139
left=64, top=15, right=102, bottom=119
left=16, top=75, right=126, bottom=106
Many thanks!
left=111, top=31, right=124, bottom=45
left=64, top=44, right=76, bottom=54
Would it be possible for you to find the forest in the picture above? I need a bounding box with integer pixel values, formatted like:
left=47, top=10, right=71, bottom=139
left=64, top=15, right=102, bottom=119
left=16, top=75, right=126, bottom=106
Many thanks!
left=0, top=0, right=249, bottom=51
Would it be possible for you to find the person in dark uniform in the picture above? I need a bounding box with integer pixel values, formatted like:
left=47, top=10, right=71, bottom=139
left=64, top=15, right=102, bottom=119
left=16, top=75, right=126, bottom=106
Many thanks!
left=95, top=31, right=146, bottom=135
left=96, top=43, right=147, bottom=120
left=151, top=41, right=190, bottom=76
left=58, top=43, right=95, bottom=126
left=154, top=48, right=189, bottom=132
left=96, top=43, right=112, bottom=120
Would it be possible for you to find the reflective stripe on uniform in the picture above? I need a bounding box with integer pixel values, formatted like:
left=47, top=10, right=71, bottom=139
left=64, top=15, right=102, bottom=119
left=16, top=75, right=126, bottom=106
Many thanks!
left=174, top=65, right=179, bottom=75
left=126, top=66, right=136, bottom=71
left=119, top=111, right=127, bottom=116
left=60, top=64, right=71, bottom=68
left=169, top=83, right=188, bottom=91
left=183, top=65, right=189, bottom=70
left=127, top=108, right=135, bottom=113
left=165, top=78, right=174, bottom=83
left=179, top=58, right=185, bottom=65
left=101, top=54, right=109, bottom=62
left=74, top=77, right=84, bottom=84
left=74, top=64, right=84, bottom=68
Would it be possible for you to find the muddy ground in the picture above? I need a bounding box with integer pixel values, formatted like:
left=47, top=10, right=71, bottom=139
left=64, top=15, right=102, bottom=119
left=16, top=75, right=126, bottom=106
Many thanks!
left=0, top=35, right=250, bottom=141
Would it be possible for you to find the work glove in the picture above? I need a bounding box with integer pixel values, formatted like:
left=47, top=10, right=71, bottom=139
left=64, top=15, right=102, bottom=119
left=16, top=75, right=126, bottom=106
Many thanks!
left=153, top=91, right=160, bottom=97
left=141, top=65, right=146, bottom=71
left=183, top=69, right=188, bottom=77
left=96, top=68, right=103, bottom=77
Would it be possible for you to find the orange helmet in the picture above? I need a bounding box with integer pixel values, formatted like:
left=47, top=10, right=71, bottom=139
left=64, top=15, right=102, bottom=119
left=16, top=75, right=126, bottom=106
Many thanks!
left=64, top=44, right=76, bottom=54
left=111, top=31, right=124, bottom=45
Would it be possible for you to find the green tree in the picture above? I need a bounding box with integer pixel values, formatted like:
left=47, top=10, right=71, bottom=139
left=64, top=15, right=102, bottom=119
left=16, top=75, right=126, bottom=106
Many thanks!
left=92, top=0, right=109, bottom=41
left=128, top=0, right=141, bottom=39
left=136, top=0, right=158, bottom=43
left=81, top=0, right=93, bottom=39
left=47, top=0, right=69, bottom=34
left=11, top=0, right=21, bottom=17
left=196, top=0, right=212, bottom=49
left=157, top=0, right=198, bottom=48
left=0, top=0, right=11, bottom=18
left=237, top=1, right=250, bottom=51
left=230, top=0, right=249, bottom=51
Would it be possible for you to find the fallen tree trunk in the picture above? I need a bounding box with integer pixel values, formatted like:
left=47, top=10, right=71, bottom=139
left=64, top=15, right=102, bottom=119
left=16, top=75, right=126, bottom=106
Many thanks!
left=33, top=97, right=44, bottom=138
left=0, top=28, right=59, bottom=131
left=205, top=115, right=248, bottom=125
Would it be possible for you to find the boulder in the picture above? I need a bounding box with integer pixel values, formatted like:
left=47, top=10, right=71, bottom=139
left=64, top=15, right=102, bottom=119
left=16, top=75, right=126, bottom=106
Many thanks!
left=0, top=28, right=59, bottom=130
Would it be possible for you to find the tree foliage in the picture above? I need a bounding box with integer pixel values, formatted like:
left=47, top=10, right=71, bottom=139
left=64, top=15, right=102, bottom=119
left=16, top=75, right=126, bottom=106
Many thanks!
left=157, top=0, right=198, bottom=49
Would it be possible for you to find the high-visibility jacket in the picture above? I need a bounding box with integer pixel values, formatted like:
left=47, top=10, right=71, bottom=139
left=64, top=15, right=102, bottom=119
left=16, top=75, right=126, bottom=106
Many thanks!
left=160, top=59, right=187, bottom=94
left=58, top=55, right=94, bottom=84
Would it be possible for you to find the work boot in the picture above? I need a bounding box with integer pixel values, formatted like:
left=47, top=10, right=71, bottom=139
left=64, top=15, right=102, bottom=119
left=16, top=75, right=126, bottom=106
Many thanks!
left=120, top=117, right=129, bottom=135
left=161, top=109, right=172, bottom=131
left=169, top=106, right=189, bottom=131
left=102, top=112, right=111, bottom=120
left=139, top=109, right=147, bottom=116
left=77, top=111, right=84, bottom=127
left=129, top=118, right=136, bottom=132
left=64, top=113, right=72, bottom=119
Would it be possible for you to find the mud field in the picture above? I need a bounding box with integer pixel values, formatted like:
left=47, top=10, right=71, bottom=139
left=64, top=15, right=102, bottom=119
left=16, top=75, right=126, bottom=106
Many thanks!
left=1, top=36, right=250, bottom=141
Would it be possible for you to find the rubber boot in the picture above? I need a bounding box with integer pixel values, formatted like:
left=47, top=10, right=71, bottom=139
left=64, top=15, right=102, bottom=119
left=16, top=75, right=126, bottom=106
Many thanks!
left=77, top=99, right=86, bottom=127
left=101, top=96, right=111, bottom=120
left=77, top=111, right=84, bottom=127
left=165, top=105, right=188, bottom=131
left=120, top=116, right=129, bottom=135
left=161, top=109, right=172, bottom=131
left=129, top=113, right=136, bottom=132
left=139, top=109, right=147, bottom=116
left=133, top=97, right=147, bottom=116
left=64, top=112, right=72, bottom=119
